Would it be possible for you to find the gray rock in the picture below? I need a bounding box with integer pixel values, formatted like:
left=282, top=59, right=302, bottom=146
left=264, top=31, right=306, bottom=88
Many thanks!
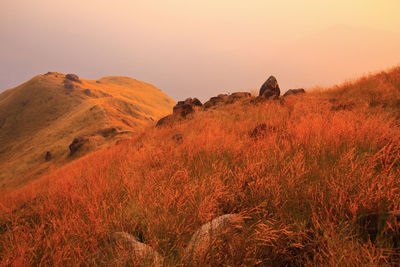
left=109, top=232, right=164, bottom=266
left=185, top=214, right=241, bottom=258
left=259, top=76, right=280, bottom=99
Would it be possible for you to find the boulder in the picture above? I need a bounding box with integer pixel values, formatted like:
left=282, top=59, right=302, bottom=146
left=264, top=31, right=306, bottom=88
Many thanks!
left=185, top=214, right=242, bottom=259
left=259, top=76, right=280, bottom=99
left=69, top=136, right=89, bottom=156
left=283, top=88, right=305, bottom=97
left=173, top=97, right=203, bottom=117
left=156, top=114, right=175, bottom=127
left=83, top=89, right=94, bottom=97
left=65, top=74, right=81, bottom=83
left=63, top=79, right=75, bottom=90
left=109, top=232, right=164, bottom=266
left=173, top=103, right=194, bottom=117
left=204, top=94, right=228, bottom=108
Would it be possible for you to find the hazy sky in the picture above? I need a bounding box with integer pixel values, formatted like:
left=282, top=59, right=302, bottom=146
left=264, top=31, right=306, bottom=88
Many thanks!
left=1, top=0, right=400, bottom=101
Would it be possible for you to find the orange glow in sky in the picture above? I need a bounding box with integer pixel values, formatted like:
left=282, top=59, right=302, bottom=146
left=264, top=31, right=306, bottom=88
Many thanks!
left=1, top=0, right=400, bottom=100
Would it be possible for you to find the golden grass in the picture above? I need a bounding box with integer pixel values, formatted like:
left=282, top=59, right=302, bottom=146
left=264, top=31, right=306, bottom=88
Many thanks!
left=1, top=67, right=400, bottom=265
left=0, top=73, right=175, bottom=189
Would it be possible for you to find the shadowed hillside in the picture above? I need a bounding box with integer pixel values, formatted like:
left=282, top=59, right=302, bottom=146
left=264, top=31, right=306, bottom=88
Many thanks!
left=0, top=72, right=175, bottom=189
left=1, top=67, right=400, bottom=265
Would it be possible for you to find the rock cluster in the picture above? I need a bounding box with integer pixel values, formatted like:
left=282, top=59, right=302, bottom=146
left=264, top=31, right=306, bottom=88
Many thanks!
left=63, top=74, right=81, bottom=91
left=156, top=76, right=305, bottom=127
left=65, top=74, right=81, bottom=83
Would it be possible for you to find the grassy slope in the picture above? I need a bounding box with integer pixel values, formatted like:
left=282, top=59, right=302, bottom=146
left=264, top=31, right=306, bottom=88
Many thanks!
left=0, top=73, right=175, bottom=189
left=1, top=67, right=400, bottom=265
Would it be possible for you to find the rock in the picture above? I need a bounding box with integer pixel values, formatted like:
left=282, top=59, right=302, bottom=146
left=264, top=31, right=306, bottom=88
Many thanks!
left=65, top=74, right=81, bottom=83
left=69, top=136, right=89, bottom=156
left=229, top=92, right=251, bottom=100
left=172, top=134, right=183, bottom=143
left=96, top=80, right=102, bottom=84
left=83, top=89, right=94, bottom=97
left=63, top=79, right=75, bottom=90
left=156, top=114, right=175, bottom=127
left=173, top=98, right=203, bottom=117
left=109, top=232, right=164, bottom=267
left=283, top=88, right=305, bottom=97
left=204, top=94, right=228, bottom=108
left=259, top=76, right=280, bottom=99
left=45, top=151, right=52, bottom=161
left=185, top=214, right=242, bottom=259
left=173, top=103, right=194, bottom=117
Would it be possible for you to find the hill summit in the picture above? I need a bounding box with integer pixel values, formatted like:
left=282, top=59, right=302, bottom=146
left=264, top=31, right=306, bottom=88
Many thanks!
left=0, top=72, right=175, bottom=188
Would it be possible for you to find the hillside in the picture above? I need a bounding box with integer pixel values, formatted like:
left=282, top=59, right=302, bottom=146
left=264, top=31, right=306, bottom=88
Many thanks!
left=1, top=67, right=400, bottom=265
left=0, top=72, right=175, bottom=189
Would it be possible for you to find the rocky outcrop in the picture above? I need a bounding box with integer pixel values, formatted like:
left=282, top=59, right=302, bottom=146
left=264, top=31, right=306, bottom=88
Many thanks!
left=65, top=74, right=81, bottom=83
left=63, top=79, right=75, bottom=90
left=69, top=136, right=89, bottom=156
left=185, top=214, right=242, bottom=259
left=283, top=88, right=305, bottom=97
left=259, top=76, right=280, bottom=99
left=109, top=232, right=164, bottom=266
left=204, top=94, right=229, bottom=108
left=204, top=92, right=251, bottom=109
left=173, top=98, right=203, bottom=117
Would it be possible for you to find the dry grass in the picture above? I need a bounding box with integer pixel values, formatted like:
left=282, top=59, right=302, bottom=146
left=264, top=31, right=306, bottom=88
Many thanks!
left=1, top=67, right=400, bottom=266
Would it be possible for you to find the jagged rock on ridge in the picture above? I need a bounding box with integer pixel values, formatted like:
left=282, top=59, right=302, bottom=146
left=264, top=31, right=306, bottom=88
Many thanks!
left=259, top=76, right=280, bottom=99
left=65, top=73, right=81, bottom=83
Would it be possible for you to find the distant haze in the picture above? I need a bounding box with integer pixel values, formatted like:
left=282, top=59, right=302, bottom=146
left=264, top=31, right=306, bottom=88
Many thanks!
left=1, top=0, right=400, bottom=101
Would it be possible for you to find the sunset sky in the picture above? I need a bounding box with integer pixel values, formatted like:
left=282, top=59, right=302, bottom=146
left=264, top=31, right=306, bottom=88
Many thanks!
left=1, top=0, right=400, bottom=100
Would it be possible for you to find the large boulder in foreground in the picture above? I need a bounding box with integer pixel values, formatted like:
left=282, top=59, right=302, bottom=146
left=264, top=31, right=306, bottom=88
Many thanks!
left=185, top=214, right=242, bottom=260
left=109, top=232, right=164, bottom=266
left=259, top=76, right=280, bottom=99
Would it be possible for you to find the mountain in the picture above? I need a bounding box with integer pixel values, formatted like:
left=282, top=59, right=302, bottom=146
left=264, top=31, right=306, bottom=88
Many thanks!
left=0, top=72, right=175, bottom=189
left=1, top=67, right=400, bottom=265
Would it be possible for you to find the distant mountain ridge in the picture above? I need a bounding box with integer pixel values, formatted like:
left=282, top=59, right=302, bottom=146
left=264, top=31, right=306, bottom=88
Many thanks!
left=0, top=72, right=175, bottom=189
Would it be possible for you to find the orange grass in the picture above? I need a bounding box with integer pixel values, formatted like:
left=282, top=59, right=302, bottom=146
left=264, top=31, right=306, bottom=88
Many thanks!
left=1, top=67, right=400, bottom=266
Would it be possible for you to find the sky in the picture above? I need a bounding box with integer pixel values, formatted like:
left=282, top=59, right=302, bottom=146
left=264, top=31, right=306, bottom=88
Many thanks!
left=1, top=0, right=400, bottom=101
